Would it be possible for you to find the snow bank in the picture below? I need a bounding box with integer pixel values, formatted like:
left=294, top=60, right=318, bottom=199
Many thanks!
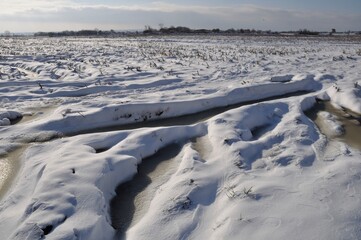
left=34, top=75, right=319, bottom=135
left=326, top=83, right=361, bottom=114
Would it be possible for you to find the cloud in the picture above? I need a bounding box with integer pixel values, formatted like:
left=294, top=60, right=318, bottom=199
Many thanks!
left=1, top=2, right=360, bottom=32
left=0, top=0, right=75, bottom=14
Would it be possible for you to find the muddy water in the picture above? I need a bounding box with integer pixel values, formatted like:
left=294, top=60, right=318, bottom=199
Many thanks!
left=4, top=105, right=56, bottom=199
left=191, top=135, right=212, bottom=161
left=111, top=143, right=184, bottom=240
left=0, top=146, right=27, bottom=199
left=15, top=106, right=57, bottom=124
left=306, top=101, right=361, bottom=150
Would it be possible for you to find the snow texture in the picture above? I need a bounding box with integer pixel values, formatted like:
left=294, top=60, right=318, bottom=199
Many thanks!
left=0, top=35, right=361, bottom=240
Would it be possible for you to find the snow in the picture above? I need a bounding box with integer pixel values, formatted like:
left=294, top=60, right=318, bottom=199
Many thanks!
left=0, top=110, right=22, bottom=126
left=0, top=35, right=361, bottom=239
left=326, top=83, right=361, bottom=114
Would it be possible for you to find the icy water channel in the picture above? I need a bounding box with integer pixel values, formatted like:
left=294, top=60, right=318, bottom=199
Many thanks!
left=11, top=105, right=57, bottom=125
left=2, top=105, right=58, bottom=198
left=306, top=100, right=361, bottom=150
left=0, top=146, right=27, bottom=199
left=111, top=143, right=184, bottom=240
left=111, top=137, right=210, bottom=240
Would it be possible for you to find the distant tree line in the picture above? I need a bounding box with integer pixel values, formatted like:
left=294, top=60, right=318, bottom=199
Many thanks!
left=34, top=27, right=271, bottom=37
left=34, top=29, right=119, bottom=37
left=29, top=27, right=361, bottom=37
left=297, top=29, right=320, bottom=35
left=144, top=25, right=274, bottom=35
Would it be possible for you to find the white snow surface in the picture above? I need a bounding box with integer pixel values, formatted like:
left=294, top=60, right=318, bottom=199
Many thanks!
left=0, top=35, right=361, bottom=239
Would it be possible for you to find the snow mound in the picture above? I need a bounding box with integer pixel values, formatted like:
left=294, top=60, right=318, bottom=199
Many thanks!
left=326, top=83, right=361, bottom=114
left=0, top=110, right=22, bottom=126
left=34, top=75, right=319, bottom=135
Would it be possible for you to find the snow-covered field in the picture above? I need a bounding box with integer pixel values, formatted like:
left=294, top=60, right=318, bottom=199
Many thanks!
left=0, top=35, right=361, bottom=239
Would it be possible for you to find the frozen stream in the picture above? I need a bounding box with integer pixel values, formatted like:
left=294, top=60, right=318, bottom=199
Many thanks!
left=0, top=145, right=27, bottom=199
left=110, top=137, right=212, bottom=240
left=20, top=106, right=58, bottom=124
left=111, top=143, right=184, bottom=240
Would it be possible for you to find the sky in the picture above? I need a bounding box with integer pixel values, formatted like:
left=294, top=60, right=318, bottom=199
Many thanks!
left=1, top=0, right=360, bottom=33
